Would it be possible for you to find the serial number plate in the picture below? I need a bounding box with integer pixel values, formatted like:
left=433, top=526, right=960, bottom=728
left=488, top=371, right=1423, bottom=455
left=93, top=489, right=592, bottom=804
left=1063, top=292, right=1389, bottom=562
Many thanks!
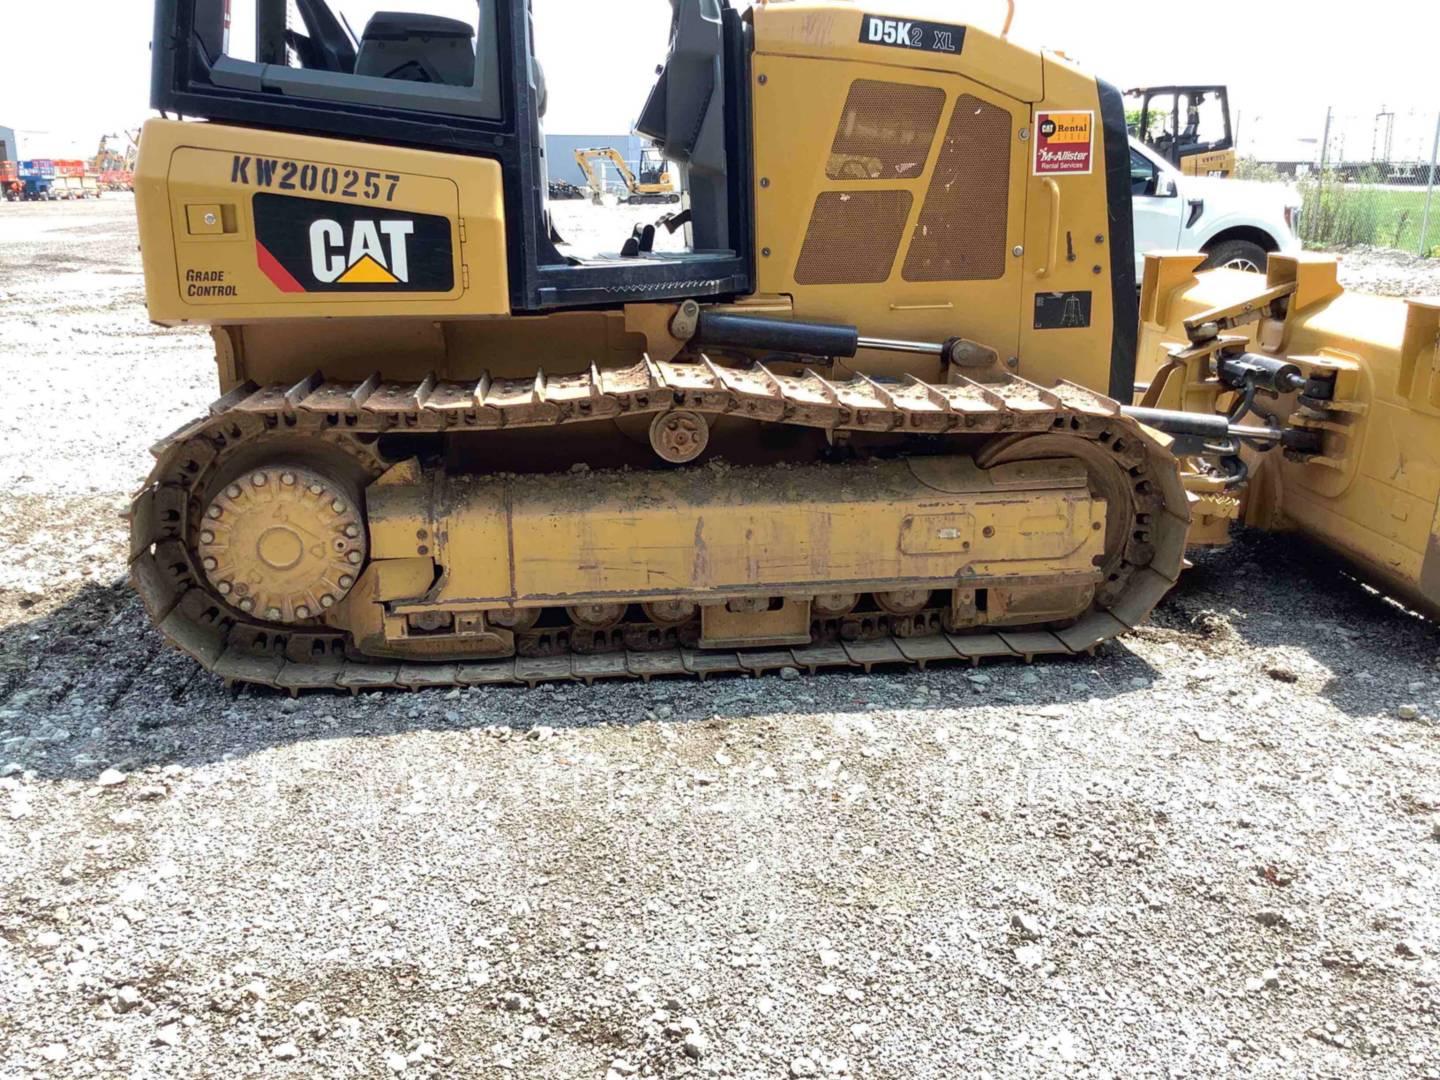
left=230, top=156, right=401, bottom=202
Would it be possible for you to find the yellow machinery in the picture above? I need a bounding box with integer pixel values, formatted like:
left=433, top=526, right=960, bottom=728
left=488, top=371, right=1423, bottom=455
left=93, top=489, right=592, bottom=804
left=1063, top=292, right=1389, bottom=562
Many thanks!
left=1129, top=85, right=1236, bottom=178
left=1136, top=253, right=1440, bottom=613
left=127, top=0, right=1439, bottom=692
left=573, top=146, right=681, bottom=205
left=92, top=130, right=141, bottom=175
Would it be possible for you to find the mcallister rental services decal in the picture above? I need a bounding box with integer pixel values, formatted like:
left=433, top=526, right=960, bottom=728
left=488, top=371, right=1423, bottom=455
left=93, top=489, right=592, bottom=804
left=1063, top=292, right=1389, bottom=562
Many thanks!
left=1033, top=111, right=1094, bottom=176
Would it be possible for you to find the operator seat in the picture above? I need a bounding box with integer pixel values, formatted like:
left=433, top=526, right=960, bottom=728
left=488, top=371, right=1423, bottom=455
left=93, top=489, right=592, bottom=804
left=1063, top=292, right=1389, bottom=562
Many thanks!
left=355, top=12, right=477, bottom=86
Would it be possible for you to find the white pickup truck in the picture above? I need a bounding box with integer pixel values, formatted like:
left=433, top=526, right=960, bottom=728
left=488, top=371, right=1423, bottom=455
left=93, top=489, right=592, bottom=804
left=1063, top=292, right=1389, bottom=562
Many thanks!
left=1128, top=137, right=1301, bottom=278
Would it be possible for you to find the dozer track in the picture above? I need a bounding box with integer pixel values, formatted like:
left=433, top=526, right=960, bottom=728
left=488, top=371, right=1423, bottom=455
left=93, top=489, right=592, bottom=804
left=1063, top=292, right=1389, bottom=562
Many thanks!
left=128, top=357, right=1190, bottom=693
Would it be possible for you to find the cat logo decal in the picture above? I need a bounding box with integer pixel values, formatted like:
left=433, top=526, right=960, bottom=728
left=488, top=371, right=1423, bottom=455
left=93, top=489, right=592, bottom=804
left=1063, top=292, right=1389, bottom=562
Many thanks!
left=252, top=193, right=454, bottom=294
left=308, top=219, right=414, bottom=285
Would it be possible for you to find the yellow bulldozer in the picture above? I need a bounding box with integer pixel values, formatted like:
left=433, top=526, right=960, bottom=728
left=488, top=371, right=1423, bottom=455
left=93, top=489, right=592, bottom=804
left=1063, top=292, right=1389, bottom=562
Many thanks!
left=127, top=0, right=1440, bottom=692
left=574, top=145, right=682, bottom=205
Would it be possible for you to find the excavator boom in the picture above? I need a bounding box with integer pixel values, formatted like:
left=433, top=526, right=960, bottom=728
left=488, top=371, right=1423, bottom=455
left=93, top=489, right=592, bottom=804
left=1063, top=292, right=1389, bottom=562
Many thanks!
left=573, top=146, right=679, bottom=204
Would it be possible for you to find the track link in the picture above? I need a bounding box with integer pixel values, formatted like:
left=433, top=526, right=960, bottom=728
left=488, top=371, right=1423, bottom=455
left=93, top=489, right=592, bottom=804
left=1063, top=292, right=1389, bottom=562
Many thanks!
left=129, top=357, right=1191, bottom=692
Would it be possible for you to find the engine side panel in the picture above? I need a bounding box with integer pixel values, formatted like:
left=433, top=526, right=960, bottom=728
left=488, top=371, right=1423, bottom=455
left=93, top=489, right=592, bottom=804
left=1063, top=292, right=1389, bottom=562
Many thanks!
left=750, top=6, right=1128, bottom=399
left=135, top=119, right=509, bottom=323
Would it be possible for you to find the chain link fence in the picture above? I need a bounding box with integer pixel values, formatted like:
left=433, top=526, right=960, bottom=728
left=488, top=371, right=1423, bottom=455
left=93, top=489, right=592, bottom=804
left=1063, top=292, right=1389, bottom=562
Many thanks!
left=1238, top=105, right=1440, bottom=257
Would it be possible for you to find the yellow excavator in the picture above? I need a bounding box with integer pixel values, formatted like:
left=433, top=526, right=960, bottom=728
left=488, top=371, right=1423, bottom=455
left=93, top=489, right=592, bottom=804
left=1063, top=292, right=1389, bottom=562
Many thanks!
left=92, top=130, right=142, bottom=175
left=573, top=145, right=682, bottom=205
left=127, top=0, right=1440, bottom=692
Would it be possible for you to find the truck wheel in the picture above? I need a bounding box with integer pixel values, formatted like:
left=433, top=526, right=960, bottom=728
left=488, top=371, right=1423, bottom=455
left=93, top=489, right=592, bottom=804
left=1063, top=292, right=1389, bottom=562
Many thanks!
left=1201, top=239, right=1269, bottom=273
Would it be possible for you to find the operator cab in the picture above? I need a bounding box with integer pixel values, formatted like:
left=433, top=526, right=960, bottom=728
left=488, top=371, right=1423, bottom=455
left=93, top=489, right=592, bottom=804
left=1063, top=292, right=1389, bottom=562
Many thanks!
left=1126, top=85, right=1234, bottom=177
left=637, top=148, right=668, bottom=187
left=150, top=0, right=753, bottom=311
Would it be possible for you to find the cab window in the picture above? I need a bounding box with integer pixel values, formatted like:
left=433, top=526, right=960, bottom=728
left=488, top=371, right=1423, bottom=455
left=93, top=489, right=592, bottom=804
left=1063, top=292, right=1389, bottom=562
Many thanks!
left=203, top=0, right=503, bottom=121
left=1177, top=91, right=1229, bottom=153
left=1130, top=149, right=1161, bottom=197
left=1142, top=93, right=1178, bottom=155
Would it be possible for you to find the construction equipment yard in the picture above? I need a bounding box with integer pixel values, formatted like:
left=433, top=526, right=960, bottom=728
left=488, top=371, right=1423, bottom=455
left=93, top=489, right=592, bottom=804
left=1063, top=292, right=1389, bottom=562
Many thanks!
left=1, top=196, right=1438, bottom=1077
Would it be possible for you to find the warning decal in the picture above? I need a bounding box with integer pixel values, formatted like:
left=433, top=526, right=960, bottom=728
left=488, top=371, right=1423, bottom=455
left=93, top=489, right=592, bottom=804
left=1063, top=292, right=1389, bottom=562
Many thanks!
left=1033, top=290, right=1093, bottom=330
left=1033, top=111, right=1094, bottom=176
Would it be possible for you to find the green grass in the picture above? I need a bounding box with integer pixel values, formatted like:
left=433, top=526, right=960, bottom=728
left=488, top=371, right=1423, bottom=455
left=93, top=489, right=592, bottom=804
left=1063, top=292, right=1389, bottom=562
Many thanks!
left=1299, top=173, right=1439, bottom=255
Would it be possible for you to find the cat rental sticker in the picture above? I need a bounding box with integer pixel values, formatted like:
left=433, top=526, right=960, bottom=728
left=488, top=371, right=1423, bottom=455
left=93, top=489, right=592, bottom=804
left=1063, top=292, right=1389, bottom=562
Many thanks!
left=1034, top=111, right=1094, bottom=176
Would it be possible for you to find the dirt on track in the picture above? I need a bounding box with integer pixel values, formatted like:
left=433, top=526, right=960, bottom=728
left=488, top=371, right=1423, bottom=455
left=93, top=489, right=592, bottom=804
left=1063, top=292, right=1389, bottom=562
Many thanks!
left=1, top=198, right=1439, bottom=1080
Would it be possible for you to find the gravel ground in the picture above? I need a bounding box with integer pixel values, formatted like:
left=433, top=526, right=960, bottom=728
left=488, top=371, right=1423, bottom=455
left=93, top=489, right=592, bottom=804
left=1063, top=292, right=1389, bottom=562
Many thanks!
left=2, top=198, right=1439, bottom=1080
left=1319, top=246, right=1440, bottom=299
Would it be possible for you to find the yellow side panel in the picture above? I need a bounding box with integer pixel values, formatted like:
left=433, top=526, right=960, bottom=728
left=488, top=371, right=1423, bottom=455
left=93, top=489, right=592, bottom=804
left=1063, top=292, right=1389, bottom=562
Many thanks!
left=1016, top=59, right=1118, bottom=397
left=751, top=43, right=1121, bottom=397
left=751, top=54, right=1030, bottom=366
left=1180, top=149, right=1236, bottom=178
left=135, top=119, right=508, bottom=323
left=752, top=2, right=1044, bottom=103
left=370, top=478, right=511, bottom=600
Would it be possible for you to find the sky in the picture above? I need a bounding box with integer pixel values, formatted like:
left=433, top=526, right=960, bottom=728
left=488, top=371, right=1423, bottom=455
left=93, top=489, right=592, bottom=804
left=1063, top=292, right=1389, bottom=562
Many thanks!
left=1, top=0, right=1437, bottom=161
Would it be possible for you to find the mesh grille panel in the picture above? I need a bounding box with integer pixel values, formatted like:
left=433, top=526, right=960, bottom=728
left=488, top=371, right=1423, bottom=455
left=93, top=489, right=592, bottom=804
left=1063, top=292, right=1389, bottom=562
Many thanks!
left=826, top=80, right=946, bottom=181
left=902, top=94, right=1012, bottom=282
left=794, top=191, right=914, bottom=285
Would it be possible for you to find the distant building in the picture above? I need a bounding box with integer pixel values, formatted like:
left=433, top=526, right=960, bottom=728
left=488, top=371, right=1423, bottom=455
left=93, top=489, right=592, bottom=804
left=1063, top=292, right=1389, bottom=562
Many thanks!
left=0, top=125, right=17, bottom=162
left=544, top=133, right=648, bottom=189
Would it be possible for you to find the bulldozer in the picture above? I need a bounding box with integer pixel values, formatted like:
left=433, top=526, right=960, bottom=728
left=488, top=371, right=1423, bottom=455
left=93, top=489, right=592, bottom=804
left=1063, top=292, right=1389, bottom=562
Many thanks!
left=128, top=0, right=1440, bottom=693
left=574, top=146, right=682, bottom=205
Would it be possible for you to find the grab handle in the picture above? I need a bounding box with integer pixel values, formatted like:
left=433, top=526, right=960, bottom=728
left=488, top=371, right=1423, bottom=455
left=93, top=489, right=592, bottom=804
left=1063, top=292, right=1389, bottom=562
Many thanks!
left=1036, top=178, right=1061, bottom=279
